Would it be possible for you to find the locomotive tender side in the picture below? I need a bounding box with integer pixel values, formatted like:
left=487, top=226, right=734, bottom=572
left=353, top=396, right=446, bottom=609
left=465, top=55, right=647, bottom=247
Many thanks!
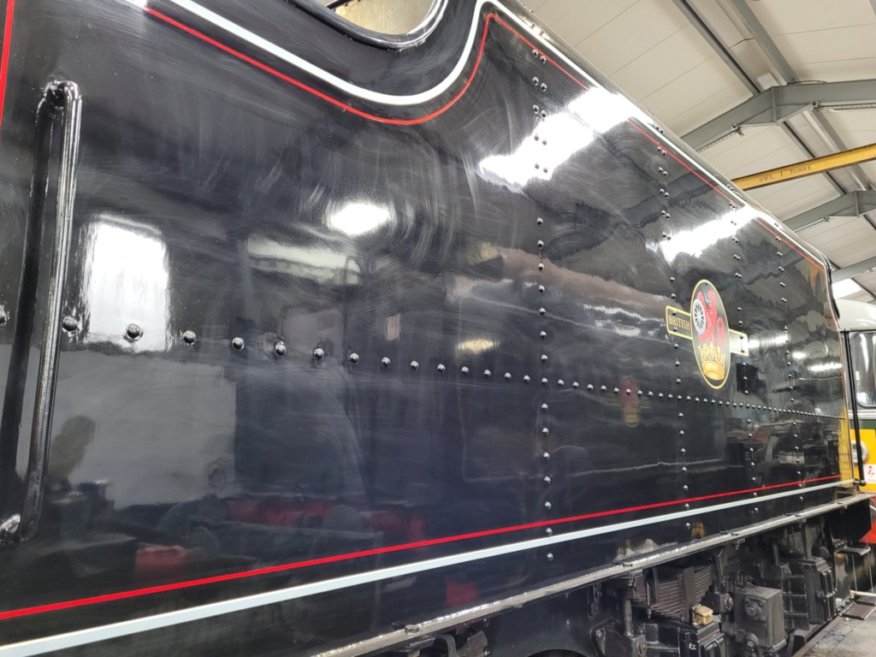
left=0, top=0, right=869, bottom=656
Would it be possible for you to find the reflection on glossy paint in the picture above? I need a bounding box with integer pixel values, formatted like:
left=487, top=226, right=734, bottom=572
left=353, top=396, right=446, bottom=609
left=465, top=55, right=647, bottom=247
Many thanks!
left=748, top=333, right=789, bottom=351
left=327, top=200, right=391, bottom=237
left=660, top=208, right=756, bottom=262
left=809, top=361, right=842, bottom=374
left=479, top=88, right=632, bottom=190
left=84, top=219, right=169, bottom=351
left=247, top=235, right=361, bottom=284
left=456, top=337, right=499, bottom=354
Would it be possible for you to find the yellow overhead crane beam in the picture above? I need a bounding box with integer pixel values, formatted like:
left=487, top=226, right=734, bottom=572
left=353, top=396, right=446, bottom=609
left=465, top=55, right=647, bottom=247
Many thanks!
left=732, top=142, right=876, bottom=190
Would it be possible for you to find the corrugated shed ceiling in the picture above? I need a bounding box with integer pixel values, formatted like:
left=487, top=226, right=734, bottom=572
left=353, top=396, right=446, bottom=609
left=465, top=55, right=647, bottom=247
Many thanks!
left=530, top=0, right=876, bottom=303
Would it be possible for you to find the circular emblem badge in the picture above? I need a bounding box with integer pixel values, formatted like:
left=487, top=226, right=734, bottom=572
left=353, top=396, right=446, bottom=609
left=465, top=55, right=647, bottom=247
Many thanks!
left=689, top=280, right=730, bottom=389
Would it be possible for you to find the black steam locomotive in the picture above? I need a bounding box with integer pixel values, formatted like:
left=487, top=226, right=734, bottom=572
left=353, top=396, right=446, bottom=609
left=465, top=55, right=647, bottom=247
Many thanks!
left=0, top=0, right=869, bottom=656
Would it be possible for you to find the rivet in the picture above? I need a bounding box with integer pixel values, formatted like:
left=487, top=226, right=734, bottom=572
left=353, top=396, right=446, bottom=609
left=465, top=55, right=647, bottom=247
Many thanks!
left=538, top=285, right=545, bottom=293
left=539, top=307, right=547, bottom=316
left=625, top=388, right=631, bottom=395
left=541, top=354, right=549, bottom=363
left=684, top=503, right=690, bottom=510
left=349, top=352, right=360, bottom=364
left=681, top=466, right=687, bottom=472
left=679, top=430, right=685, bottom=436
left=531, top=48, right=538, bottom=57
left=557, top=379, right=565, bottom=387
left=675, top=377, right=681, bottom=384
left=231, top=336, right=245, bottom=350
left=410, top=360, right=419, bottom=370
left=274, top=341, right=286, bottom=356
left=648, top=391, right=654, bottom=397
left=483, top=369, right=492, bottom=378
left=61, top=316, right=78, bottom=332
left=682, top=485, right=689, bottom=491
left=537, top=240, right=545, bottom=249
left=685, top=523, right=691, bottom=530
left=541, top=403, right=549, bottom=411
left=504, top=372, right=512, bottom=381
left=545, top=527, right=553, bottom=536
left=531, top=76, right=540, bottom=86
left=182, top=330, right=197, bottom=345
left=381, top=356, right=391, bottom=367
left=572, top=381, right=580, bottom=389
left=678, top=412, right=684, bottom=418
left=779, top=282, right=786, bottom=287
left=523, top=375, right=531, bottom=383
left=536, top=217, right=544, bottom=226
left=541, top=377, right=549, bottom=385
left=314, top=347, right=325, bottom=360
left=544, top=501, right=552, bottom=510
left=538, top=262, right=545, bottom=271
left=533, top=104, right=540, bottom=113
left=613, top=387, right=619, bottom=394
left=540, top=83, right=548, bottom=93
left=461, top=366, right=470, bottom=375
left=680, top=447, right=687, bottom=455
left=586, top=384, right=594, bottom=391
left=540, top=56, right=546, bottom=64
left=540, top=110, right=547, bottom=119
left=542, top=451, right=551, bottom=461
left=126, top=323, right=143, bottom=341
left=669, top=276, right=675, bottom=283
left=545, top=552, right=554, bottom=562
left=436, top=363, right=445, bottom=373
left=675, top=361, right=680, bottom=367
left=600, top=385, right=607, bottom=392
left=544, top=475, right=552, bottom=485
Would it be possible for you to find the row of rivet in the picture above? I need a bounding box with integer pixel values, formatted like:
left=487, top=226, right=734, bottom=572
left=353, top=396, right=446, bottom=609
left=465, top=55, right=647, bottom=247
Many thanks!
left=530, top=56, right=554, bottom=563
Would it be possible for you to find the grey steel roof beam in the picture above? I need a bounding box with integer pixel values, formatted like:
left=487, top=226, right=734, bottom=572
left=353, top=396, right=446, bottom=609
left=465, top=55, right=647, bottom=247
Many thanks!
left=834, top=253, right=876, bottom=282
left=785, top=191, right=876, bottom=231
left=682, top=80, right=876, bottom=150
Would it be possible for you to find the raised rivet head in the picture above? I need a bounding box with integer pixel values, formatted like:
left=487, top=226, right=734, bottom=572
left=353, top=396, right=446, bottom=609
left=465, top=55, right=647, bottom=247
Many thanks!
left=231, top=336, right=244, bottom=350
left=538, top=307, right=547, bottom=316
left=349, top=352, right=360, bottom=364
left=523, top=374, right=531, bottom=383
left=125, top=323, right=143, bottom=341
left=483, top=369, right=492, bottom=378
left=461, top=366, right=470, bottom=375
left=380, top=356, right=391, bottom=367
left=539, top=330, right=547, bottom=339
left=504, top=372, right=512, bottom=381
left=274, top=341, right=286, bottom=356
left=0, top=306, right=8, bottom=326
left=537, top=240, right=545, bottom=249
left=541, top=403, right=549, bottom=411
left=410, top=360, right=419, bottom=370
left=545, top=552, right=554, bottom=561
left=436, top=363, right=446, bottom=373
left=544, top=475, right=552, bottom=485
left=536, top=217, right=544, bottom=226
left=572, top=381, right=579, bottom=389
left=557, top=379, right=565, bottom=387
left=182, top=330, right=197, bottom=345
left=314, top=347, right=325, bottom=360
left=61, top=315, right=78, bottom=332
left=545, top=527, right=553, bottom=536
left=544, top=501, right=552, bottom=510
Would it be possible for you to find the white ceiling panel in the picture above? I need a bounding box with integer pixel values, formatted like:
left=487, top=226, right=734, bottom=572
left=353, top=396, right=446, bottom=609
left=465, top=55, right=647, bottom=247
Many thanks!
left=532, top=0, right=637, bottom=48
left=798, top=216, right=876, bottom=267
left=532, top=0, right=876, bottom=300
left=569, top=0, right=690, bottom=75
left=747, top=0, right=876, bottom=36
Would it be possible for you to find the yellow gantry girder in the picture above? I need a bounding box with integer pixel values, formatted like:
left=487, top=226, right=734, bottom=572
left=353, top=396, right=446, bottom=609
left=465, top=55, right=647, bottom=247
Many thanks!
left=732, top=142, right=876, bottom=190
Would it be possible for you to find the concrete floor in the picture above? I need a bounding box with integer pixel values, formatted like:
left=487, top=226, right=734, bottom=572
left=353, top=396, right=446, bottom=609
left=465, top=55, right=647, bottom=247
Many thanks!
left=795, top=603, right=876, bottom=657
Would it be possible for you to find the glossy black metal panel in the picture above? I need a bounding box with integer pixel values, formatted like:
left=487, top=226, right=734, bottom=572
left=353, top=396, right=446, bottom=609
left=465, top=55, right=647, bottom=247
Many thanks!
left=0, top=0, right=852, bottom=654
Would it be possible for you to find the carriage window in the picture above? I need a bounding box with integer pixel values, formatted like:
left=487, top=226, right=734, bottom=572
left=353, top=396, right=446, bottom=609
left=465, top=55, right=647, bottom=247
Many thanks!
left=320, top=0, right=437, bottom=35
left=850, top=332, right=876, bottom=407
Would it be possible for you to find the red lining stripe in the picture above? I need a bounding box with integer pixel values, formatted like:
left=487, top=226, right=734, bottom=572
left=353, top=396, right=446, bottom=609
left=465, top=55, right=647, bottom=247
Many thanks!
left=0, top=474, right=840, bottom=621
left=0, top=0, right=15, bottom=132
left=146, top=5, right=826, bottom=275
left=146, top=7, right=494, bottom=127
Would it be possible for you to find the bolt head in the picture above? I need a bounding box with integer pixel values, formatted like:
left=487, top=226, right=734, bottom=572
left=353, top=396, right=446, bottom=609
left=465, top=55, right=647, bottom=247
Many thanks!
left=182, top=330, right=197, bottom=345
left=125, top=323, right=143, bottom=341
left=231, top=337, right=245, bottom=350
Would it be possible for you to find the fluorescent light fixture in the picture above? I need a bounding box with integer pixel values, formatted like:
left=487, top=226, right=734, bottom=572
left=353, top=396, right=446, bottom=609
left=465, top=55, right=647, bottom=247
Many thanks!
left=327, top=201, right=391, bottom=237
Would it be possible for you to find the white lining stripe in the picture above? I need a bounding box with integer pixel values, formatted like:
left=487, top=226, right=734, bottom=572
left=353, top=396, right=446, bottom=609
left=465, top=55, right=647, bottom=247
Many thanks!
left=152, top=0, right=828, bottom=267
left=0, top=480, right=848, bottom=657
